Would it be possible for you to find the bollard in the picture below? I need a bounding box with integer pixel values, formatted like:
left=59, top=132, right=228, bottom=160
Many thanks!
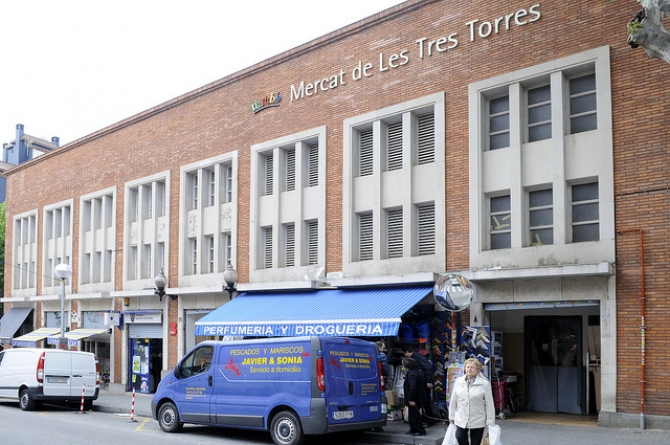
left=77, top=383, right=87, bottom=414
left=127, top=384, right=138, bottom=423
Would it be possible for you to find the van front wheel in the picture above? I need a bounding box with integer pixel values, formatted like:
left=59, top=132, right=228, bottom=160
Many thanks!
left=158, top=402, right=183, bottom=432
left=19, top=388, right=36, bottom=411
left=270, top=410, right=305, bottom=445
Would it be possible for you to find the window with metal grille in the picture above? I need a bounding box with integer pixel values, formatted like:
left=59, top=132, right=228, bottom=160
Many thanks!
left=263, top=227, right=273, bottom=268
left=489, top=95, right=510, bottom=150
left=285, top=223, right=295, bottom=267
left=571, top=182, right=599, bottom=242
left=308, top=143, right=319, bottom=187
left=417, top=113, right=435, bottom=165
left=570, top=73, right=597, bottom=134
left=307, top=220, right=318, bottom=265
left=417, top=202, right=435, bottom=255
left=358, top=213, right=373, bottom=261
left=264, top=153, right=274, bottom=196
left=359, top=129, right=373, bottom=176
left=490, top=195, right=511, bottom=249
left=386, top=122, right=403, bottom=171
left=285, top=149, right=295, bottom=192
left=386, top=208, right=403, bottom=258
left=528, top=85, right=551, bottom=142
left=529, top=189, right=553, bottom=246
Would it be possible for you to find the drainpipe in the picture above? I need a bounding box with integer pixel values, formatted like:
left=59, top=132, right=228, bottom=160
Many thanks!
left=617, top=228, right=645, bottom=429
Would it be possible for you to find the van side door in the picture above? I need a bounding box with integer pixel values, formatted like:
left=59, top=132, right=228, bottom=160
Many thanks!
left=172, top=345, right=215, bottom=424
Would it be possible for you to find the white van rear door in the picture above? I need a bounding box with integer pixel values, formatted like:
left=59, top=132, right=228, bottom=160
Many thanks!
left=71, top=353, right=97, bottom=397
left=43, top=351, right=72, bottom=396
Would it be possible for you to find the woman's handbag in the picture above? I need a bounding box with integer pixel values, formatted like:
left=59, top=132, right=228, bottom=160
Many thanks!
left=442, top=423, right=458, bottom=445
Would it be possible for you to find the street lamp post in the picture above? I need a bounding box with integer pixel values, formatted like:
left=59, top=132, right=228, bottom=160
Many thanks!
left=222, top=261, right=238, bottom=298
left=54, top=263, right=72, bottom=350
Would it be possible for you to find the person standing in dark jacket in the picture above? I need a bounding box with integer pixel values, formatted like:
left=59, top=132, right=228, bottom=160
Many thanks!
left=402, top=357, right=427, bottom=436
left=404, top=345, right=436, bottom=423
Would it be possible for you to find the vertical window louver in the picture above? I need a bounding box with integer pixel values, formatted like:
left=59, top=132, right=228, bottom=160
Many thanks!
left=418, top=202, right=435, bottom=255
left=307, top=220, right=318, bottom=265
left=286, top=149, right=295, bottom=192
left=417, top=113, right=435, bottom=165
left=386, top=122, right=403, bottom=171
left=359, top=213, right=373, bottom=261
left=264, top=227, right=273, bottom=268
left=359, top=129, right=373, bottom=176
left=308, top=143, right=319, bottom=187
left=386, top=208, right=403, bottom=258
left=285, top=223, right=295, bottom=267
left=265, top=153, right=274, bottom=196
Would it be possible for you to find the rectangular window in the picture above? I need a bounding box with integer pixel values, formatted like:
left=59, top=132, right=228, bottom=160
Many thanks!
left=206, top=236, right=215, bottom=273
left=223, top=164, right=233, bottom=203
left=569, top=73, right=597, bottom=134
left=527, top=85, right=551, bottom=142
left=417, top=202, right=435, bottom=255
left=285, top=149, right=296, bottom=192
left=186, top=172, right=199, bottom=210
left=307, top=220, right=318, bottom=266
left=490, top=195, right=511, bottom=249
left=156, top=180, right=166, bottom=217
left=358, top=213, right=373, bottom=261
left=284, top=223, right=295, bottom=267
left=307, top=144, right=319, bottom=187
left=207, top=168, right=216, bottom=207
left=358, top=129, right=373, bottom=177
left=529, top=189, right=553, bottom=246
left=264, top=153, right=274, bottom=196
left=571, top=182, right=599, bottom=242
left=385, top=121, right=403, bottom=171
left=386, top=208, right=403, bottom=258
left=489, top=95, right=510, bottom=150
left=189, top=238, right=198, bottom=275
left=220, top=232, right=231, bottom=267
left=417, top=113, right=435, bottom=165
left=263, top=227, right=273, bottom=269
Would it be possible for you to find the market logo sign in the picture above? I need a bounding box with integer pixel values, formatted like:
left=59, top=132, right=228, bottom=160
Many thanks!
left=252, top=92, right=282, bottom=114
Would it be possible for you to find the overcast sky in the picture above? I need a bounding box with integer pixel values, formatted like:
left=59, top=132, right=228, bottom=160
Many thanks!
left=0, top=0, right=405, bottom=147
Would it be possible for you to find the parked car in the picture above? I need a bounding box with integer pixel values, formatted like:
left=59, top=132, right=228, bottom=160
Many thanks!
left=0, top=348, right=99, bottom=410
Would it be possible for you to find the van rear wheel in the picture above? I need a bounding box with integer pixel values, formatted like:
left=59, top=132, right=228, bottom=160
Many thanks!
left=19, top=388, right=36, bottom=411
left=158, top=402, right=183, bottom=432
left=270, top=410, right=305, bottom=445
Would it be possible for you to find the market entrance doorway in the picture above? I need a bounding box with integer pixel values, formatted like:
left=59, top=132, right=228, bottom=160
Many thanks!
left=525, top=316, right=583, bottom=414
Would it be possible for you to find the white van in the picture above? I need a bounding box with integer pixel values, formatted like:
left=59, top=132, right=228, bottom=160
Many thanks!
left=0, top=348, right=100, bottom=410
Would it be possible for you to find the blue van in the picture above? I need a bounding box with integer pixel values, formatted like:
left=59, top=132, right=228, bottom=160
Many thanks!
left=151, top=336, right=386, bottom=445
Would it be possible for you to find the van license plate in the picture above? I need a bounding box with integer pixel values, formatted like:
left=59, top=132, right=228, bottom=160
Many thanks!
left=333, top=410, right=354, bottom=420
left=47, top=377, right=68, bottom=383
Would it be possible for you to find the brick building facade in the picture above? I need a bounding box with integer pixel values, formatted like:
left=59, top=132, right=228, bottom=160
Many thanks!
left=2, top=0, right=669, bottom=428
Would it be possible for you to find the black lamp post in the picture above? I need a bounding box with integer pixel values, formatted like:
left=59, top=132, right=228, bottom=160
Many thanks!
left=222, top=261, right=238, bottom=298
left=154, top=268, right=176, bottom=302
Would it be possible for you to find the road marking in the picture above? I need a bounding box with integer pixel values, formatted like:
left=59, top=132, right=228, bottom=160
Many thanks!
left=136, top=418, right=150, bottom=431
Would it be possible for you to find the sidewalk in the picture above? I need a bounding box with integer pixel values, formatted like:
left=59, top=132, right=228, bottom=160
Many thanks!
left=93, top=390, right=670, bottom=445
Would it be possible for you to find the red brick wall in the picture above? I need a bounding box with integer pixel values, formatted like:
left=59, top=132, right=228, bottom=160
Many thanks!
left=4, top=0, right=670, bottom=416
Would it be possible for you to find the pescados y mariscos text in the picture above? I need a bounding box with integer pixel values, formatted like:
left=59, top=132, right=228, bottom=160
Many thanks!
left=289, top=4, right=541, bottom=102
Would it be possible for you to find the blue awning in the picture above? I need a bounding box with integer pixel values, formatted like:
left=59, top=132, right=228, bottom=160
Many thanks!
left=0, top=307, right=33, bottom=343
left=194, top=286, right=433, bottom=337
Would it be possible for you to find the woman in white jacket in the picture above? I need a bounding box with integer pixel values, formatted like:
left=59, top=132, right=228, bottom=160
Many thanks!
left=448, top=358, right=495, bottom=445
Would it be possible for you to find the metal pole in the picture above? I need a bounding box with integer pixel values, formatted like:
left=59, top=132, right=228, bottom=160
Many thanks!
left=60, top=277, right=66, bottom=338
